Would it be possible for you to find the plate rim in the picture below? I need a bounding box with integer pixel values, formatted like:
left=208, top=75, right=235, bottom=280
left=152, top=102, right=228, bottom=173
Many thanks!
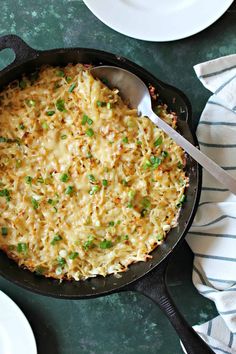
left=83, top=0, right=234, bottom=42
left=0, top=290, right=37, bottom=354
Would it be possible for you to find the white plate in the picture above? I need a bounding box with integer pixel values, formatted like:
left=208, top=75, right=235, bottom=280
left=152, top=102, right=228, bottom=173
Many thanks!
left=83, top=0, right=234, bottom=42
left=0, top=291, right=37, bottom=354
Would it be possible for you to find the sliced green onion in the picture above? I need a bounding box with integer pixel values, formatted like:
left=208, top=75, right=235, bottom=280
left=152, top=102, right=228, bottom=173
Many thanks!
left=0, top=189, right=10, bottom=201
left=82, top=114, right=88, bottom=125
left=96, top=100, right=106, bottom=107
left=87, top=118, right=93, bottom=125
left=122, top=179, right=128, bottom=186
left=69, top=252, right=79, bottom=260
left=19, top=123, right=25, bottom=130
left=25, top=176, right=33, bottom=184
left=66, top=76, right=72, bottom=83
left=107, top=102, right=112, bottom=109
left=121, top=234, right=129, bottom=241
left=31, top=197, right=39, bottom=209
left=65, top=185, right=74, bottom=195
left=1, top=227, right=8, bottom=236
left=83, top=235, right=94, bottom=250
left=89, top=185, right=100, bottom=195
left=128, top=190, right=136, bottom=200
left=127, top=202, right=133, bottom=208
left=177, top=161, right=183, bottom=169
left=162, top=151, right=169, bottom=158
left=51, top=234, right=62, bottom=245
left=56, top=98, right=66, bottom=112
left=0, top=137, right=7, bottom=142
left=102, top=179, right=108, bottom=187
left=86, top=152, right=92, bottom=158
left=143, top=160, right=152, bottom=169
left=55, top=266, right=63, bottom=275
left=47, top=198, right=53, bottom=205
left=17, top=242, right=28, bottom=253
left=37, top=177, right=44, bottom=184
left=122, top=137, right=128, bottom=143
left=108, top=221, right=115, bottom=227
left=26, top=99, right=35, bottom=107
left=137, top=140, right=142, bottom=145
left=100, top=239, right=113, bottom=249
left=88, top=174, right=95, bottom=182
left=57, top=256, right=66, bottom=266
left=86, top=128, right=94, bottom=137
left=154, top=136, right=163, bottom=147
left=68, top=83, right=76, bottom=93
left=177, top=194, right=186, bottom=207
left=61, top=134, right=67, bottom=139
left=56, top=70, right=65, bottom=77
left=157, top=234, right=164, bottom=242
left=46, top=110, right=55, bottom=116
left=60, top=173, right=69, bottom=182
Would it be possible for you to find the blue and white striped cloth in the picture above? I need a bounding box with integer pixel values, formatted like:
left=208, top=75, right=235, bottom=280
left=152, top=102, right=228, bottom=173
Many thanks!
left=185, top=54, right=236, bottom=354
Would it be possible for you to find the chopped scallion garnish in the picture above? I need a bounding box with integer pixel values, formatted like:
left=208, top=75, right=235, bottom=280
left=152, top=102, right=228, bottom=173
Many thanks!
left=68, top=83, right=76, bottom=93
left=31, top=197, right=39, bottom=209
left=154, top=136, right=163, bottom=147
left=60, top=173, right=69, bottom=182
left=56, top=98, right=66, bottom=112
left=69, top=252, right=79, bottom=260
left=17, top=242, right=28, bottom=253
left=25, top=176, right=33, bottom=184
left=46, top=110, right=55, bottom=116
left=51, top=234, right=62, bottom=245
left=89, top=185, right=100, bottom=195
left=88, top=174, right=95, bottom=182
left=83, top=235, right=94, bottom=250
left=100, top=239, right=113, bottom=249
left=65, top=185, right=74, bottom=195
left=102, top=179, right=108, bottom=187
left=86, top=128, right=94, bottom=137
left=56, top=70, right=65, bottom=77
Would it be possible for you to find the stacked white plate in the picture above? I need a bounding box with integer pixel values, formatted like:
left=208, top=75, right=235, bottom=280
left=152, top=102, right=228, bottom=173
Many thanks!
left=83, top=0, right=234, bottom=41
left=0, top=291, right=37, bottom=354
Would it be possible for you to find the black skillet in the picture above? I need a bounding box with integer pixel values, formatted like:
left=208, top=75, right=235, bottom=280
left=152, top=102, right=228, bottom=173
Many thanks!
left=0, top=35, right=213, bottom=354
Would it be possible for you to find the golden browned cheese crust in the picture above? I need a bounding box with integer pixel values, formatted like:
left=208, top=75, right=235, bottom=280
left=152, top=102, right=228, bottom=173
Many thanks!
left=0, top=64, right=188, bottom=280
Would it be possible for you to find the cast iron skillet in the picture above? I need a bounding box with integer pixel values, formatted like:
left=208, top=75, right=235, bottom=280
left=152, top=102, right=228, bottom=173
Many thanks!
left=0, top=35, right=213, bottom=354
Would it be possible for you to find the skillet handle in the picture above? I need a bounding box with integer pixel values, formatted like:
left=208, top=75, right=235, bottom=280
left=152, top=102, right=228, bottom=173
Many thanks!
left=125, top=258, right=214, bottom=354
left=0, top=34, right=38, bottom=73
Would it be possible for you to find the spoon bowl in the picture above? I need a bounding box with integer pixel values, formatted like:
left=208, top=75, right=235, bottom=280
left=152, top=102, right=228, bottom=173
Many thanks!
left=91, top=65, right=236, bottom=195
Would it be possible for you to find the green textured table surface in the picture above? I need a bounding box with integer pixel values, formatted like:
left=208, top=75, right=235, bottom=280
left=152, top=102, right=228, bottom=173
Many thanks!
left=0, top=1, right=235, bottom=353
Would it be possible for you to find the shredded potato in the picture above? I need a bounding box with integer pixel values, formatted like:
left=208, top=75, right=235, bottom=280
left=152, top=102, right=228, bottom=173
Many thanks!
left=0, top=64, right=188, bottom=280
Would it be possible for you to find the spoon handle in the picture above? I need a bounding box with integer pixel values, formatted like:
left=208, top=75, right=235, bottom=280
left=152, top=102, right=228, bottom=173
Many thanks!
left=149, top=111, right=236, bottom=195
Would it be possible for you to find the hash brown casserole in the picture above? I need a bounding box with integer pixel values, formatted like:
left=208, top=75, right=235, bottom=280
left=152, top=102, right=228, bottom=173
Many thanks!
left=0, top=64, right=188, bottom=280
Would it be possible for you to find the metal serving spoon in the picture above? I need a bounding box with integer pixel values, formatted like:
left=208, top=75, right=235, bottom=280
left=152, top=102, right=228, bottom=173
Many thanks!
left=91, top=65, right=236, bottom=195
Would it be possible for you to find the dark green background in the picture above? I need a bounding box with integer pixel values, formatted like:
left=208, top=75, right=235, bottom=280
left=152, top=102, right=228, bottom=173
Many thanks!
left=0, top=1, right=235, bottom=353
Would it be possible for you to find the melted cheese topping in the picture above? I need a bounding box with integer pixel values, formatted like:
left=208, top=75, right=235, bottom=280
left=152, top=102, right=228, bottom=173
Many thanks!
left=0, top=64, right=187, bottom=280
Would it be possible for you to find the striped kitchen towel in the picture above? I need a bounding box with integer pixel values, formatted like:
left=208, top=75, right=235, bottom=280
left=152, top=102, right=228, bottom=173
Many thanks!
left=185, top=54, right=236, bottom=354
